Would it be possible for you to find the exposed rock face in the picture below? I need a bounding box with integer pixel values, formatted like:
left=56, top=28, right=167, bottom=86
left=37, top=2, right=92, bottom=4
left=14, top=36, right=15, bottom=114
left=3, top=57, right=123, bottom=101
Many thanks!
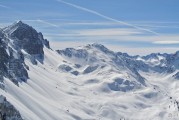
left=38, top=32, right=50, bottom=49
left=57, top=48, right=88, bottom=59
left=108, top=78, right=141, bottom=92
left=58, top=64, right=73, bottom=72
left=83, top=65, right=99, bottom=74
left=173, top=72, right=179, bottom=79
left=0, top=38, right=9, bottom=78
left=0, top=21, right=50, bottom=85
left=0, top=95, right=23, bottom=120
left=3, top=21, right=44, bottom=55
left=0, top=21, right=51, bottom=119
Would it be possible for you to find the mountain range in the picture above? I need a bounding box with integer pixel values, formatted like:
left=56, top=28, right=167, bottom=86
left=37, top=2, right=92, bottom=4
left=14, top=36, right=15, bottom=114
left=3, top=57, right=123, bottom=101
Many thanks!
left=0, top=21, right=179, bottom=120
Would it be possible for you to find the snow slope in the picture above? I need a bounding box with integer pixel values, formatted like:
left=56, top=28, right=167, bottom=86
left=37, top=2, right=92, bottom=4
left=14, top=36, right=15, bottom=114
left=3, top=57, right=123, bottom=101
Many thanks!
left=0, top=22, right=179, bottom=120
left=0, top=46, right=178, bottom=120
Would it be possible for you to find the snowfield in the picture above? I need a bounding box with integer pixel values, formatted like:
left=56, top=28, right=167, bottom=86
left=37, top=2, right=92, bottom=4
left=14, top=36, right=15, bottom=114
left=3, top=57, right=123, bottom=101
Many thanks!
left=0, top=21, right=179, bottom=120
left=0, top=46, right=179, bottom=120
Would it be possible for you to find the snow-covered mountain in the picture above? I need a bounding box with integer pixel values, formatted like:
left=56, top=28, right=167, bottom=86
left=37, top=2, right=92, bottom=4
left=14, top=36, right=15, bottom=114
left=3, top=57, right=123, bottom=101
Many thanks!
left=0, top=21, right=179, bottom=120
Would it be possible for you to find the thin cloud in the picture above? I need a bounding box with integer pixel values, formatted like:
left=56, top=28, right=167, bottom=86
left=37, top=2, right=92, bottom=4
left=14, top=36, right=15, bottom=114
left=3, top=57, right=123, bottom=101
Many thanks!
left=37, top=19, right=58, bottom=27
left=53, top=28, right=142, bottom=36
left=153, top=41, right=179, bottom=44
left=0, top=4, right=10, bottom=9
left=56, top=22, right=119, bottom=26
left=77, top=28, right=141, bottom=36
left=45, top=31, right=179, bottom=45
left=131, top=21, right=179, bottom=24
left=49, top=22, right=179, bottom=29
left=23, top=19, right=58, bottom=27
left=57, top=0, right=159, bottom=35
left=137, top=25, right=179, bottom=29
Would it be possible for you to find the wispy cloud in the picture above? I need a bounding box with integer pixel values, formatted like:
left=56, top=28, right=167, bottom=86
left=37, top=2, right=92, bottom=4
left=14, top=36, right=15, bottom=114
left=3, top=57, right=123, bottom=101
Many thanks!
left=77, top=28, right=141, bottom=36
left=47, top=28, right=142, bottom=37
left=137, top=25, right=179, bottom=29
left=153, top=40, right=179, bottom=44
left=130, top=21, right=179, bottom=24
left=44, top=27, right=179, bottom=43
left=23, top=19, right=58, bottom=27
left=47, top=21, right=179, bottom=29
left=55, top=22, right=119, bottom=26
left=57, top=0, right=159, bottom=35
left=37, top=19, right=58, bottom=27
left=0, top=4, right=10, bottom=9
left=71, top=23, right=178, bottom=28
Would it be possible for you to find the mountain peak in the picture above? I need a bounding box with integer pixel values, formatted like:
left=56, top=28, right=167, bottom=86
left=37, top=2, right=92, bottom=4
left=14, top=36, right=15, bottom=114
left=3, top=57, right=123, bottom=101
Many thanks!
left=174, top=51, right=179, bottom=56
left=87, top=43, right=106, bottom=49
left=3, top=20, right=31, bottom=34
left=16, top=20, right=23, bottom=25
left=85, top=43, right=113, bottom=54
left=2, top=21, right=49, bottom=55
left=11, top=20, right=30, bottom=29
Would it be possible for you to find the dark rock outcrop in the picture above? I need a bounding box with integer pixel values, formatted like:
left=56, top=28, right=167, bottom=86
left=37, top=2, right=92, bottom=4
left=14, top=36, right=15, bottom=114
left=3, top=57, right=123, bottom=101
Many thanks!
left=0, top=21, right=50, bottom=85
left=173, top=72, right=179, bottom=79
left=3, top=21, right=45, bottom=55
left=57, top=48, right=88, bottom=59
left=0, top=95, right=23, bottom=120
left=0, top=38, right=9, bottom=78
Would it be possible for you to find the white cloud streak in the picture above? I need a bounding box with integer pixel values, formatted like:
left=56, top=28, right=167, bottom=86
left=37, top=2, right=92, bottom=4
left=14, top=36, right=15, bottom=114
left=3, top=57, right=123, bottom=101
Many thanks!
left=77, top=28, right=141, bottom=36
left=37, top=19, right=58, bottom=27
left=137, top=25, right=179, bottom=29
left=153, top=41, right=179, bottom=44
left=47, top=28, right=141, bottom=37
left=49, top=22, right=179, bottom=28
left=57, top=0, right=159, bottom=35
left=45, top=32, right=179, bottom=44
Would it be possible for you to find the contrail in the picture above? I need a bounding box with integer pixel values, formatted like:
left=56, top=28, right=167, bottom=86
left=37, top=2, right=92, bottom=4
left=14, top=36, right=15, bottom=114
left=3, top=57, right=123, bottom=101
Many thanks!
left=37, top=19, right=58, bottom=27
left=57, top=0, right=159, bottom=35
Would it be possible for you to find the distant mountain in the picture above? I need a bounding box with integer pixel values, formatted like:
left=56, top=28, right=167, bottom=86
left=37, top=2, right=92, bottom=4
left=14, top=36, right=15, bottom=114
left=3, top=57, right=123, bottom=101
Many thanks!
left=0, top=21, right=179, bottom=120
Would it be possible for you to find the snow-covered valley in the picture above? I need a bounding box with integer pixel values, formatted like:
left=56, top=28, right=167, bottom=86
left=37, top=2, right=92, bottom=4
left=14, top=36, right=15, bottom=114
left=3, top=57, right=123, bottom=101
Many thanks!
left=0, top=21, right=179, bottom=120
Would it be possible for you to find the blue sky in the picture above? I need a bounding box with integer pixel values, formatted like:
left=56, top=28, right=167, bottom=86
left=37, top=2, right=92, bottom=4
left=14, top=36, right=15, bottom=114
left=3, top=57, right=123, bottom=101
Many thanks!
left=0, top=0, right=179, bottom=55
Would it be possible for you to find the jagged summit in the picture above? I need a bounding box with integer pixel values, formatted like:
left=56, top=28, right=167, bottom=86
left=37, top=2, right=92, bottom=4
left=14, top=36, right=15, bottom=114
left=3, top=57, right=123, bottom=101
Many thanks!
left=174, top=51, right=179, bottom=57
left=3, top=20, right=38, bottom=39
left=16, top=20, right=23, bottom=24
left=0, top=21, right=51, bottom=86
left=2, top=21, right=50, bottom=55
left=86, top=43, right=106, bottom=48
left=3, top=20, right=32, bottom=34
left=85, top=43, right=112, bottom=53
left=12, top=20, right=28, bottom=27
left=13, top=20, right=26, bottom=27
